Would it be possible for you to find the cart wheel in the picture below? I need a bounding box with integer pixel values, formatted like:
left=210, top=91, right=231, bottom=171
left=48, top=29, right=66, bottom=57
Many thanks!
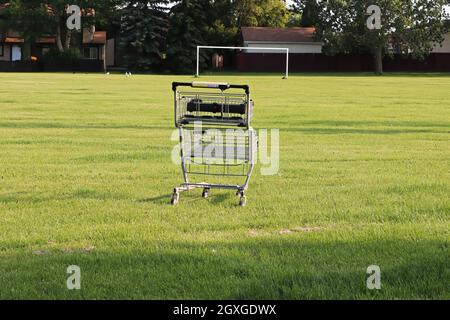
left=202, top=189, right=209, bottom=199
left=239, top=196, right=247, bottom=207
left=170, top=192, right=179, bottom=205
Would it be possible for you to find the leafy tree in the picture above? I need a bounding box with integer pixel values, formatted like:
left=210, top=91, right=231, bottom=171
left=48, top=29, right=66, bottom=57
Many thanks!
left=286, top=11, right=303, bottom=27
left=204, top=0, right=238, bottom=46
left=306, top=0, right=450, bottom=74
left=165, top=0, right=290, bottom=73
left=234, top=0, right=289, bottom=28
left=119, top=0, right=168, bottom=70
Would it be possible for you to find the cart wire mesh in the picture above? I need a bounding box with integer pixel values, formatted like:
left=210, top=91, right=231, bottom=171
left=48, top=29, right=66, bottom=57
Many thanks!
left=176, top=91, right=252, bottom=128
left=180, top=128, right=257, bottom=177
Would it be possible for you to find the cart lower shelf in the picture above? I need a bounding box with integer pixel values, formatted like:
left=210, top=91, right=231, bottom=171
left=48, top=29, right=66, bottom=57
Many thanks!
left=170, top=183, right=247, bottom=207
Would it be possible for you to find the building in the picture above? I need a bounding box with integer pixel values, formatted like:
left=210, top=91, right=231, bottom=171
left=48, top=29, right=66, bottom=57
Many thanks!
left=388, top=32, right=450, bottom=54
left=0, top=3, right=115, bottom=71
left=0, top=30, right=22, bottom=62
left=432, top=33, right=450, bottom=53
left=241, top=27, right=323, bottom=53
left=0, top=29, right=112, bottom=71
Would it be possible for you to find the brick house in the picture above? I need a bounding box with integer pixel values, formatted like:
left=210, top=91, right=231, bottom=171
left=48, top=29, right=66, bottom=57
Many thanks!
left=0, top=3, right=115, bottom=71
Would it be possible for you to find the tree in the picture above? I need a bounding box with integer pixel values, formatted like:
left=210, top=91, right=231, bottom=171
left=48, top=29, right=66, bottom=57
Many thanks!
left=46, top=0, right=118, bottom=53
left=297, top=0, right=319, bottom=27
left=234, top=0, right=289, bottom=28
left=119, top=0, right=168, bottom=70
left=166, top=0, right=211, bottom=73
left=304, top=0, right=450, bottom=74
left=203, top=0, right=238, bottom=46
left=165, top=0, right=290, bottom=73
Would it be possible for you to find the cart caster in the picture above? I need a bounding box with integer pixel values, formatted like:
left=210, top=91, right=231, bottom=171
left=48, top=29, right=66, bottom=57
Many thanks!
left=170, top=192, right=179, bottom=205
left=202, top=188, right=210, bottom=199
left=239, top=196, right=247, bottom=207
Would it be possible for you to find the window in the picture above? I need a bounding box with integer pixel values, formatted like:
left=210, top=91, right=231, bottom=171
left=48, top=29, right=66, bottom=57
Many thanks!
left=0, top=45, right=3, bottom=57
left=83, top=47, right=98, bottom=60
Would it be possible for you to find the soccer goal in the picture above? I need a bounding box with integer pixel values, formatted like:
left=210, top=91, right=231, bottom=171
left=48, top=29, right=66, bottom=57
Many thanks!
left=196, top=46, right=290, bottom=79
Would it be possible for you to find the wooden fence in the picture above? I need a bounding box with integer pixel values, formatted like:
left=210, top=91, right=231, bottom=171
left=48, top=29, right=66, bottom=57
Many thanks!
left=236, top=53, right=450, bottom=72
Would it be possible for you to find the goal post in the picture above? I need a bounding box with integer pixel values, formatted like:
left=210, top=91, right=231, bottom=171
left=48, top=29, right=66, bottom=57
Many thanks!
left=196, top=46, right=290, bottom=79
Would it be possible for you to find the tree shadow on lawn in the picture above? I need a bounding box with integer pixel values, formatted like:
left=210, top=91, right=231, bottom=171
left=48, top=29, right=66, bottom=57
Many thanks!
left=138, top=194, right=172, bottom=205
left=0, top=121, right=170, bottom=131
left=0, top=189, right=129, bottom=204
left=282, top=127, right=449, bottom=135
left=257, top=119, right=450, bottom=135
left=1, top=189, right=234, bottom=207
left=1, top=237, right=448, bottom=299
left=137, top=190, right=233, bottom=206
left=294, top=119, right=450, bottom=129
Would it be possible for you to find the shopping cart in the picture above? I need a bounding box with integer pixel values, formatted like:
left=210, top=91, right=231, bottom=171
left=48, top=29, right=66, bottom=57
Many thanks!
left=171, top=82, right=257, bottom=206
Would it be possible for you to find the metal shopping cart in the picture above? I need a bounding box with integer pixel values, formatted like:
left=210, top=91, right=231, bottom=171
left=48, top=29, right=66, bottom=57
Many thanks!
left=171, top=82, right=257, bottom=206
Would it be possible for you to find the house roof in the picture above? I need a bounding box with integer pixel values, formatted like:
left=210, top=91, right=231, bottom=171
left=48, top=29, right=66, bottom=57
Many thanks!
left=37, top=37, right=56, bottom=44
left=1, top=30, right=106, bottom=45
left=241, top=27, right=318, bottom=43
left=4, top=37, right=24, bottom=43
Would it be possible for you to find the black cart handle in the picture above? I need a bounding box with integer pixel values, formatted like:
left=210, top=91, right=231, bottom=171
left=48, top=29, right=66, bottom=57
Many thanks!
left=172, top=82, right=249, bottom=94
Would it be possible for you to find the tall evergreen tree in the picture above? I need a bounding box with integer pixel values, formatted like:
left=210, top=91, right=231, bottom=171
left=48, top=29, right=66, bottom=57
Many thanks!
left=119, top=0, right=168, bottom=70
left=166, top=0, right=211, bottom=74
left=298, top=0, right=319, bottom=27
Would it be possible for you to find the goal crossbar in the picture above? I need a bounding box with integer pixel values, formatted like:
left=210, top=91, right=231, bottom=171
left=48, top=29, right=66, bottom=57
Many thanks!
left=196, top=46, right=289, bottom=79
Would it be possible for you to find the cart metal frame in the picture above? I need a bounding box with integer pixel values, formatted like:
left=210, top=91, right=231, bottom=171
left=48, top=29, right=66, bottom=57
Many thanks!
left=171, top=82, right=257, bottom=206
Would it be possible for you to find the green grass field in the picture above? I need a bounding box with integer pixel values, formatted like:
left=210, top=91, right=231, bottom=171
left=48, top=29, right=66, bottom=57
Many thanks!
left=0, top=72, right=449, bottom=299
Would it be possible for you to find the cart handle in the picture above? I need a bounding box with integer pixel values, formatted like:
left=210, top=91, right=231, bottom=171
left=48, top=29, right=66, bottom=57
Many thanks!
left=172, top=82, right=249, bottom=94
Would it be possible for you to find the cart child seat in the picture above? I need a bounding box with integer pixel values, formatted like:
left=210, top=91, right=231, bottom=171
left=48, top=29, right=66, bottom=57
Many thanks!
left=173, top=82, right=253, bottom=128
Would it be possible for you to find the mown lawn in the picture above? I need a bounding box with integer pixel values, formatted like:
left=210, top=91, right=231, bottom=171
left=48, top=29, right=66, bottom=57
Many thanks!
left=0, top=72, right=449, bottom=299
